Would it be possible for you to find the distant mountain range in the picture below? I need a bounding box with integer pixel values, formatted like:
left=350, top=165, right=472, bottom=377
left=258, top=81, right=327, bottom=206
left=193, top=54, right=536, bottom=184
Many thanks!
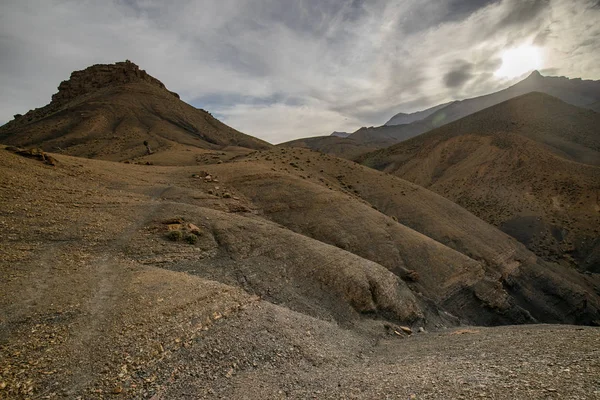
left=330, top=131, right=351, bottom=138
left=286, top=71, right=600, bottom=158
left=350, top=70, right=600, bottom=146
left=385, top=101, right=454, bottom=126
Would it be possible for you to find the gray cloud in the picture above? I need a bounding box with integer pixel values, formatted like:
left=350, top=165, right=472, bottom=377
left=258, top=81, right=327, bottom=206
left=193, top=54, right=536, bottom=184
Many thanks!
left=0, top=0, right=599, bottom=141
left=399, top=0, right=499, bottom=34
left=496, top=0, right=550, bottom=29
left=444, top=61, right=475, bottom=88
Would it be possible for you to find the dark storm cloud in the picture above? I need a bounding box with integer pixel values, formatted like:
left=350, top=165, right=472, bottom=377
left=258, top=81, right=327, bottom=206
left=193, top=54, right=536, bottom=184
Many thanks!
left=443, top=62, right=474, bottom=88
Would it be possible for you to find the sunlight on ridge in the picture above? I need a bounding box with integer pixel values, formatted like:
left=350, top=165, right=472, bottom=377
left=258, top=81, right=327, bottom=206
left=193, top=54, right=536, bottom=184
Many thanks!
left=495, top=45, right=544, bottom=78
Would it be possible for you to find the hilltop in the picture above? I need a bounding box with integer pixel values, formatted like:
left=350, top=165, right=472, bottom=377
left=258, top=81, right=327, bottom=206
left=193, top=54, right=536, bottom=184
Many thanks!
left=0, top=61, right=270, bottom=164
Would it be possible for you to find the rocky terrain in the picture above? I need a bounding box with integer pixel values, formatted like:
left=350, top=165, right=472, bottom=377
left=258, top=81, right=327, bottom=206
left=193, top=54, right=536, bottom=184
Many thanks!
left=1, top=145, right=599, bottom=398
left=359, top=92, right=600, bottom=272
left=1, top=62, right=599, bottom=399
left=0, top=61, right=270, bottom=163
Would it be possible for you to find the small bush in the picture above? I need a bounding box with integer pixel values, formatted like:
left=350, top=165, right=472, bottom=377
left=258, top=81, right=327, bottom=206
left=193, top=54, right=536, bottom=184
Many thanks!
left=166, top=230, right=183, bottom=241
left=185, top=234, right=198, bottom=244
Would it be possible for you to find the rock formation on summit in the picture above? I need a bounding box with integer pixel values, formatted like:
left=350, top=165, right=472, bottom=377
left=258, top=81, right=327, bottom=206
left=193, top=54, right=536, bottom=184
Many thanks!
left=0, top=61, right=270, bottom=161
left=52, top=60, right=180, bottom=104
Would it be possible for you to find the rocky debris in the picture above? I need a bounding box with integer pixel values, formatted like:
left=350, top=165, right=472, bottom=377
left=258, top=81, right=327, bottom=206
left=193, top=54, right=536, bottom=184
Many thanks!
left=144, top=140, right=153, bottom=155
left=399, top=326, right=413, bottom=335
left=167, top=223, right=182, bottom=231
left=401, top=269, right=420, bottom=282
left=5, top=146, right=57, bottom=166
left=187, top=223, right=202, bottom=235
left=162, top=219, right=206, bottom=243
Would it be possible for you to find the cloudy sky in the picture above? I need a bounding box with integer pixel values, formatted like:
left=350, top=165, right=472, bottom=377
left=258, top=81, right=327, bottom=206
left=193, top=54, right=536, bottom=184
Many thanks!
left=1, top=0, right=599, bottom=143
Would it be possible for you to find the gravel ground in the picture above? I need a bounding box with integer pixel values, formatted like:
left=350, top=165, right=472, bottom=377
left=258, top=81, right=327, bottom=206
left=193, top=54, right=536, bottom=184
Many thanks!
left=158, top=304, right=600, bottom=399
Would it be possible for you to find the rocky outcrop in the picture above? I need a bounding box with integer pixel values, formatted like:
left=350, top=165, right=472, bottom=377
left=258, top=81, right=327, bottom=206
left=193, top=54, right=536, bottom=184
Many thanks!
left=51, top=60, right=179, bottom=106
left=4, top=60, right=179, bottom=128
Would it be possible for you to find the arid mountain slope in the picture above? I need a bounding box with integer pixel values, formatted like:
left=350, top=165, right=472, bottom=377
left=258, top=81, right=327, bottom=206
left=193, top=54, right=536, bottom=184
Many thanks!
left=285, top=72, right=600, bottom=160
left=0, top=61, right=270, bottom=162
left=385, top=101, right=455, bottom=126
left=360, top=93, right=600, bottom=271
left=352, top=70, right=600, bottom=146
left=330, top=131, right=351, bottom=138
left=1, top=142, right=599, bottom=397
left=280, top=135, right=381, bottom=159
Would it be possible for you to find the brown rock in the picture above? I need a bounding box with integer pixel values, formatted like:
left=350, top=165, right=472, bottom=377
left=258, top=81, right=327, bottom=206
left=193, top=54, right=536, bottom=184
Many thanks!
left=188, top=223, right=202, bottom=235
left=399, top=326, right=412, bottom=335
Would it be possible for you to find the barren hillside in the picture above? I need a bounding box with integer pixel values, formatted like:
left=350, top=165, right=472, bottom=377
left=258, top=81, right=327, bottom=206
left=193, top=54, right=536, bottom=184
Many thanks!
left=0, top=61, right=270, bottom=163
left=280, top=135, right=381, bottom=159
left=360, top=93, right=600, bottom=271
left=1, top=62, right=599, bottom=399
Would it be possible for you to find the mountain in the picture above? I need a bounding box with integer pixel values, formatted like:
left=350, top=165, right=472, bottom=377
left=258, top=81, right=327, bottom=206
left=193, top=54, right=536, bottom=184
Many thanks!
left=279, top=135, right=381, bottom=159
left=2, top=62, right=600, bottom=397
left=330, top=131, right=351, bottom=138
left=350, top=71, right=600, bottom=147
left=0, top=61, right=270, bottom=164
left=286, top=71, right=600, bottom=160
left=359, top=92, right=600, bottom=271
left=385, top=101, right=454, bottom=126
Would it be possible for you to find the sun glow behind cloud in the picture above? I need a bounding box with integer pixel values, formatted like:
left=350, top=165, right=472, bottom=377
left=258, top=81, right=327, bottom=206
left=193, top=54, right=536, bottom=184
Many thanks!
left=1, top=0, right=599, bottom=142
left=495, top=45, right=544, bottom=78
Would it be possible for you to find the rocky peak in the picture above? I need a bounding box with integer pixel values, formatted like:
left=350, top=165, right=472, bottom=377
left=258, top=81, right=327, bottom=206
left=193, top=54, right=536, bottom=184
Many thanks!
left=51, top=60, right=179, bottom=106
left=524, top=70, right=543, bottom=82
left=1, top=61, right=180, bottom=129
